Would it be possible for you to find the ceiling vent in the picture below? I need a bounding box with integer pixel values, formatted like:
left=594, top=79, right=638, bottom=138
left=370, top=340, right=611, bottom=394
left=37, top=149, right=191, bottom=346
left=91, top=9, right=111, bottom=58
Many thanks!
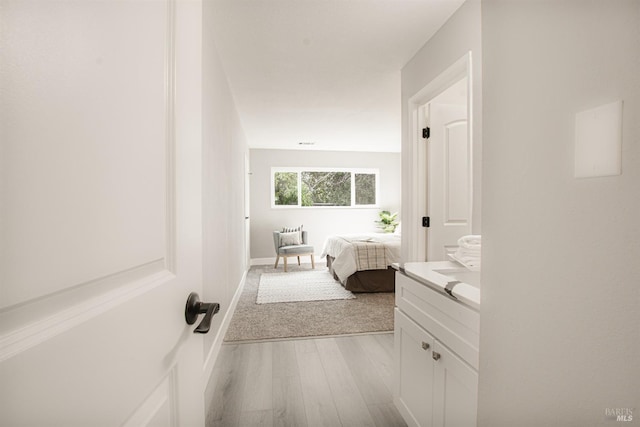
left=297, top=141, right=316, bottom=146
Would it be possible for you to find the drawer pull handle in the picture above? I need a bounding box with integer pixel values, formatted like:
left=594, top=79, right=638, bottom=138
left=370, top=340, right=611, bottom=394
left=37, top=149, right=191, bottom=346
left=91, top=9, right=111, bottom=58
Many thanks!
left=421, top=342, right=430, bottom=350
left=432, top=351, right=441, bottom=361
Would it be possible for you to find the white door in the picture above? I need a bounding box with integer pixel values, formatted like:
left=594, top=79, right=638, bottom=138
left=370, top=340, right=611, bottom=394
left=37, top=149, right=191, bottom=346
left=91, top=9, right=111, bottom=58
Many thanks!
left=0, top=1, right=208, bottom=425
left=426, top=99, right=471, bottom=261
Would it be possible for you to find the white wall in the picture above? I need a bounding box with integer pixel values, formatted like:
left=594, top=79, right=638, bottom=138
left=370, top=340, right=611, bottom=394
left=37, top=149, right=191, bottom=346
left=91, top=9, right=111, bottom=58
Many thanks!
left=479, top=1, right=640, bottom=425
left=400, top=0, right=482, bottom=262
left=250, top=149, right=401, bottom=260
left=202, top=0, right=248, bottom=364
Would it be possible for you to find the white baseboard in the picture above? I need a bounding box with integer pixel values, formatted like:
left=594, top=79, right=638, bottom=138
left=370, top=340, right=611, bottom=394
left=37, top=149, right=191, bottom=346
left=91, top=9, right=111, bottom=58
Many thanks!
left=251, top=254, right=323, bottom=266
left=251, top=257, right=276, bottom=266
left=202, top=269, right=247, bottom=382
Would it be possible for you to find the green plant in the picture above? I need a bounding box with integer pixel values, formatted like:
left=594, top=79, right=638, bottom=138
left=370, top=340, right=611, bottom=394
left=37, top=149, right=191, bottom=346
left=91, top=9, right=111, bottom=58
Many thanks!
left=375, top=210, right=399, bottom=233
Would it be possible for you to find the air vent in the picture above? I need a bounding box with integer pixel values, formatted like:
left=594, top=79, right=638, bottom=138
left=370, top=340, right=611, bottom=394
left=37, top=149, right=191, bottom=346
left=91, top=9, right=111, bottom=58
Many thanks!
left=297, top=141, right=316, bottom=146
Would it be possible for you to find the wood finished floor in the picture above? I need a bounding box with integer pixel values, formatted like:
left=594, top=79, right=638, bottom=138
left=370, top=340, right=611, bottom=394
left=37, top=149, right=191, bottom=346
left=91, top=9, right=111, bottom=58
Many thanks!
left=205, top=333, right=407, bottom=427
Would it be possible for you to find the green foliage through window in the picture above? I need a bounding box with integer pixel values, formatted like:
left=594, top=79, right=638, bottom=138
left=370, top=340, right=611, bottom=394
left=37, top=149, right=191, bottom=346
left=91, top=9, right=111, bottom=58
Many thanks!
left=274, top=172, right=298, bottom=205
left=355, top=174, right=376, bottom=205
left=301, top=172, right=351, bottom=206
left=273, top=169, right=377, bottom=207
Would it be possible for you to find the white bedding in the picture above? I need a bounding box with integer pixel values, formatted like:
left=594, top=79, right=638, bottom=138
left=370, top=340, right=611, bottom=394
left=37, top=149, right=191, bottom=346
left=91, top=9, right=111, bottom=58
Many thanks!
left=320, top=233, right=401, bottom=283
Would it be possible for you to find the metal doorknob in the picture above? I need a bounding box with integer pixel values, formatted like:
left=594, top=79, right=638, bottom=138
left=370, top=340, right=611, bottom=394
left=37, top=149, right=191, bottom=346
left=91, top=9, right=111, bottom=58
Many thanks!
left=185, top=292, right=220, bottom=334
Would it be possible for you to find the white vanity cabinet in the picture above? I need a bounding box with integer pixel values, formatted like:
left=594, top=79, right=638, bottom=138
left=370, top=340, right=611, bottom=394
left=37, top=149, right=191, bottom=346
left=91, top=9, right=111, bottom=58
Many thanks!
left=394, top=271, right=479, bottom=427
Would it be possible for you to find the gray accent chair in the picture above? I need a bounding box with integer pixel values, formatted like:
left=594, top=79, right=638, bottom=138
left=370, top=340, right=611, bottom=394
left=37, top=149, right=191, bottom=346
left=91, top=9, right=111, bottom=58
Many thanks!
left=273, top=230, right=315, bottom=272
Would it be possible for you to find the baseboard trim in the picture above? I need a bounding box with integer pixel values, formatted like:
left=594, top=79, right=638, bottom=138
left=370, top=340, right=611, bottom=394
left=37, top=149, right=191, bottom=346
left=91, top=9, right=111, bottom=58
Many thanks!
left=250, top=257, right=276, bottom=266
left=202, top=269, right=247, bottom=381
left=251, top=254, right=322, bottom=266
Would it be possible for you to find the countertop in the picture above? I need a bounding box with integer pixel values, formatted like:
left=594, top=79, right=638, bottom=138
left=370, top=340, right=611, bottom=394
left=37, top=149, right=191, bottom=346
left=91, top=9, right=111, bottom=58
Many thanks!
left=401, top=261, right=481, bottom=309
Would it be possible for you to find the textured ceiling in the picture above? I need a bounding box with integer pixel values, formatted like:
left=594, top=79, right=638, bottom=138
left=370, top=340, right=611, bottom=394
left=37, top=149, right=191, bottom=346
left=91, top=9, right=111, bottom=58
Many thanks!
left=210, top=0, right=465, bottom=152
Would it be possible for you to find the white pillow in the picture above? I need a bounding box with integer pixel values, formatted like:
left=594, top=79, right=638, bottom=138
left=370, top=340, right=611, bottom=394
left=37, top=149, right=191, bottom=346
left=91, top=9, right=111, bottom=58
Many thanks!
left=280, top=231, right=301, bottom=247
left=282, top=224, right=303, bottom=242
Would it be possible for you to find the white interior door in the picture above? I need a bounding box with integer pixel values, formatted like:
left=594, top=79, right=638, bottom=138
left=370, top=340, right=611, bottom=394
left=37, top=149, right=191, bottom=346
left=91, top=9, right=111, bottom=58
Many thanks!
left=427, top=97, right=471, bottom=261
left=0, top=1, right=207, bottom=425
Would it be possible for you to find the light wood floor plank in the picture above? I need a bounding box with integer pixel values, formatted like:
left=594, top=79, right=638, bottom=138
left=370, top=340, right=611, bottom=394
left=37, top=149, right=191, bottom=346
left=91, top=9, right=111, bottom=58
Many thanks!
left=295, top=340, right=342, bottom=427
left=242, top=342, right=273, bottom=412
left=272, top=340, right=299, bottom=379
left=207, top=334, right=402, bottom=427
left=373, top=332, right=395, bottom=360
left=295, top=338, right=318, bottom=355
left=368, top=403, right=407, bottom=427
left=335, top=335, right=394, bottom=405
left=316, top=338, right=376, bottom=427
left=273, top=375, right=308, bottom=427
left=354, top=334, right=395, bottom=394
left=239, top=409, right=274, bottom=427
left=206, top=344, right=251, bottom=427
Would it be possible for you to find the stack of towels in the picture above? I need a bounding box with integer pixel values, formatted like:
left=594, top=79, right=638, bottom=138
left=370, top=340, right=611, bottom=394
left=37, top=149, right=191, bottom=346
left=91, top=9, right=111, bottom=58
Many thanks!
left=453, top=235, right=481, bottom=270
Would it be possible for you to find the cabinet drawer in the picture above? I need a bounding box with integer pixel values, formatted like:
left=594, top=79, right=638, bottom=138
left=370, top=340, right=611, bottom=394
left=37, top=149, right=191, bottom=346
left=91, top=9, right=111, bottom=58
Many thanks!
left=395, top=272, right=479, bottom=370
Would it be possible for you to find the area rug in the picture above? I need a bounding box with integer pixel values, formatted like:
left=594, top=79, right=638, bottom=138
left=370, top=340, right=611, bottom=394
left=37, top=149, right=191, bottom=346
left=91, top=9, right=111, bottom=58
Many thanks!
left=256, top=270, right=355, bottom=304
left=224, top=264, right=395, bottom=342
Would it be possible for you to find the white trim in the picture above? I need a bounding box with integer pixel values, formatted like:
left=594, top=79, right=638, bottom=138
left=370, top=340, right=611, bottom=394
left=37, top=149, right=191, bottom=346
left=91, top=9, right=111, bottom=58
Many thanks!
left=406, top=52, right=472, bottom=262
left=203, top=270, right=247, bottom=382
left=251, top=257, right=277, bottom=266
left=0, top=266, right=173, bottom=363
left=250, top=256, right=322, bottom=266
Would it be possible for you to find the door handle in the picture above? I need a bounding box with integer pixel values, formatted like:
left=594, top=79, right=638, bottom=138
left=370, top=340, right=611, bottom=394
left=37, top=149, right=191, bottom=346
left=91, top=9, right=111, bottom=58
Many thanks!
left=185, top=292, right=220, bottom=334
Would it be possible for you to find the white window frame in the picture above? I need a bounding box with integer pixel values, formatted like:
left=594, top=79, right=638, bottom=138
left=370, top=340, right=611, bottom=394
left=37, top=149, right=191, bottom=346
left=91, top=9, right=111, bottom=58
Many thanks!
left=271, top=167, right=380, bottom=209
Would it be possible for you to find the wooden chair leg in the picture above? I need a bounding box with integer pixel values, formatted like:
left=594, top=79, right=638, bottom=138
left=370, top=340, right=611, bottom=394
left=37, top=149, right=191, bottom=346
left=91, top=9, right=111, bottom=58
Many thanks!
left=283, top=256, right=288, bottom=272
left=274, top=255, right=280, bottom=269
left=311, top=254, right=315, bottom=269
left=297, top=256, right=301, bottom=265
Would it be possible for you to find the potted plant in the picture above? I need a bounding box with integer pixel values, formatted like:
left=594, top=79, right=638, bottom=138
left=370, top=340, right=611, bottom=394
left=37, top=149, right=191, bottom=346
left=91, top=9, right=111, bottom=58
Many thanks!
left=376, top=210, right=399, bottom=233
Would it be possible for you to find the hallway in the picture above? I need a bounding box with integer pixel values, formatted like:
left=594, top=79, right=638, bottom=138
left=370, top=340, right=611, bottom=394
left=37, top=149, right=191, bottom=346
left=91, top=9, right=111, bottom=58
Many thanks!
left=205, top=333, right=406, bottom=427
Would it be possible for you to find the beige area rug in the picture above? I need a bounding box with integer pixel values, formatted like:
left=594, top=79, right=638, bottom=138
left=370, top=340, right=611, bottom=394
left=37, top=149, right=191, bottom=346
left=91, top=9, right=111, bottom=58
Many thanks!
left=224, top=264, right=395, bottom=342
left=257, top=269, right=355, bottom=304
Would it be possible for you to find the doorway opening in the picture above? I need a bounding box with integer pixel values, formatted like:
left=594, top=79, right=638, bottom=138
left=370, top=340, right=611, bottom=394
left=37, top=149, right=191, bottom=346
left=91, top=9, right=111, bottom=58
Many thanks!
left=407, top=52, right=474, bottom=261
left=422, top=77, right=471, bottom=260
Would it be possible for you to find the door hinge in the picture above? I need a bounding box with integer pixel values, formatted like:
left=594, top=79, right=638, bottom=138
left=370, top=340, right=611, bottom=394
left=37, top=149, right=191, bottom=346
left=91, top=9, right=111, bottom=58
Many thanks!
left=422, top=127, right=430, bottom=139
left=422, top=216, right=430, bottom=228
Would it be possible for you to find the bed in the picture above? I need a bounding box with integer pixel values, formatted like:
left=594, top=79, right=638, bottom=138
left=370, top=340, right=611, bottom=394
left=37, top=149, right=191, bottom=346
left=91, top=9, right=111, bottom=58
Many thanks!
left=320, top=233, right=401, bottom=292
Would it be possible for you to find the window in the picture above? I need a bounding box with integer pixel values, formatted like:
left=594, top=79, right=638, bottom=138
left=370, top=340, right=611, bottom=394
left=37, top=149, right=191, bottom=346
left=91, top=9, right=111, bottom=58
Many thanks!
left=274, top=172, right=298, bottom=206
left=272, top=168, right=379, bottom=208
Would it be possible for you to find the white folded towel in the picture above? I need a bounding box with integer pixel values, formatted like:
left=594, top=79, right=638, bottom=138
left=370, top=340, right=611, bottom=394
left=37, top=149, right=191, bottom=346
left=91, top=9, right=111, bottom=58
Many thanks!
left=453, top=235, right=481, bottom=270
left=458, top=235, right=481, bottom=249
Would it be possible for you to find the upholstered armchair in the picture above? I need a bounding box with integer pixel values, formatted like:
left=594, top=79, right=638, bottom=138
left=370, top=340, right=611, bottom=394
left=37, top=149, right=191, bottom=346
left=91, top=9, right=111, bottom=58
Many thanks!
left=273, top=230, right=315, bottom=272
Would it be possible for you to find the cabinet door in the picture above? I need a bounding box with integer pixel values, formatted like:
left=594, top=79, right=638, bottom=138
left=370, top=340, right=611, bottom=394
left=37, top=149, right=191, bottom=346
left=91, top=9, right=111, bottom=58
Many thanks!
left=394, top=309, right=435, bottom=427
left=432, top=341, right=478, bottom=427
